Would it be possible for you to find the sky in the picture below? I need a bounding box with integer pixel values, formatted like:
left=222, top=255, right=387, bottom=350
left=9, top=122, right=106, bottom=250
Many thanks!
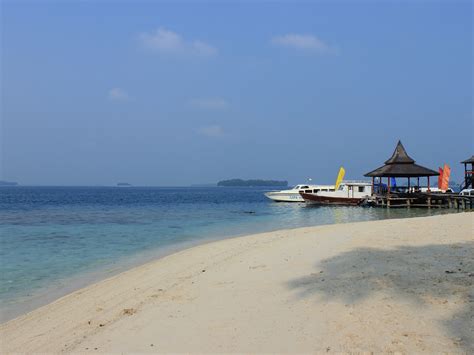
left=1, top=0, right=472, bottom=186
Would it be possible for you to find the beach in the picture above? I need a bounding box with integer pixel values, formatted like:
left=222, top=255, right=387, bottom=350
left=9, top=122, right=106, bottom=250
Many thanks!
left=1, top=212, right=473, bottom=353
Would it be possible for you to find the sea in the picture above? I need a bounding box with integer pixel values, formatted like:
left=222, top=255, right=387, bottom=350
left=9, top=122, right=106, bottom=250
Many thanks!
left=0, top=186, right=451, bottom=322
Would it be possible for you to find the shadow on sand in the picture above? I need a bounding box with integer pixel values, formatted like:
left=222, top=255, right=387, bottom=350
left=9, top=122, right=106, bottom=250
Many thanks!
left=288, top=242, right=474, bottom=351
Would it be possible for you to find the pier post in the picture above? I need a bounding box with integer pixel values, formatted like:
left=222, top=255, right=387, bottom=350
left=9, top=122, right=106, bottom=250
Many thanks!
left=427, top=197, right=431, bottom=209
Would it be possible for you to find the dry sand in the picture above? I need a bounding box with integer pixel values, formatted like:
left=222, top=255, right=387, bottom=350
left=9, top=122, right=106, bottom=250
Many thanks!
left=1, top=212, right=473, bottom=353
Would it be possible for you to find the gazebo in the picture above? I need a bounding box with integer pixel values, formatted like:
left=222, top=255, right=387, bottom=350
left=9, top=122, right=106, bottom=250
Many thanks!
left=364, top=141, right=439, bottom=195
left=461, top=155, right=474, bottom=190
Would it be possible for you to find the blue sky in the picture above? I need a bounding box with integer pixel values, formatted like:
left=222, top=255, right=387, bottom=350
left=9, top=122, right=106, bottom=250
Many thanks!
left=1, top=1, right=472, bottom=186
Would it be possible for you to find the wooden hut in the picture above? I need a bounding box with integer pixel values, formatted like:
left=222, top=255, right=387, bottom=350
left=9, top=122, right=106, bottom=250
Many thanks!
left=363, top=142, right=472, bottom=209
left=364, top=140, right=439, bottom=196
left=460, top=155, right=474, bottom=190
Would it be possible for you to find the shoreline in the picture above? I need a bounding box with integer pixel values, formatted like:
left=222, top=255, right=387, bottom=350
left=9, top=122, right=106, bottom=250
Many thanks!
left=1, top=212, right=473, bottom=353
left=2, top=216, right=351, bottom=324
left=0, top=208, right=453, bottom=323
left=0, top=234, right=228, bottom=323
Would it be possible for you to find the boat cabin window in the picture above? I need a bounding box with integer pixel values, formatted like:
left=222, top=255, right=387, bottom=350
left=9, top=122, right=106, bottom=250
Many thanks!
left=329, top=189, right=335, bottom=192
left=358, top=186, right=365, bottom=192
left=305, top=189, right=312, bottom=193
left=313, top=189, right=320, bottom=193
left=321, top=189, right=328, bottom=192
left=338, top=185, right=344, bottom=191
left=300, top=186, right=309, bottom=189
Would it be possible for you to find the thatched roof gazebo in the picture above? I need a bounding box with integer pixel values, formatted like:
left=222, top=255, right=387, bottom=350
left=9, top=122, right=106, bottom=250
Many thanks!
left=365, top=141, right=439, bottom=194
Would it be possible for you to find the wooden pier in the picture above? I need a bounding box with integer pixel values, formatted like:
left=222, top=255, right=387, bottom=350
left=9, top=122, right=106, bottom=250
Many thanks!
left=363, top=141, right=474, bottom=210
left=367, top=192, right=473, bottom=210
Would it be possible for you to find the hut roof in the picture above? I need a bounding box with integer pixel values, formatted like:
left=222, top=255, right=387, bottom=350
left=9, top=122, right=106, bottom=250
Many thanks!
left=365, top=163, right=439, bottom=177
left=384, top=141, right=415, bottom=164
left=461, top=155, right=474, bottom=164
left=364, top=141, right=439, bottom=178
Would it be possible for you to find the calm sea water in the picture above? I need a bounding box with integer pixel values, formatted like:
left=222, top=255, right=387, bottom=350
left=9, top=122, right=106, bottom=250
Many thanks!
left=0, top=186, right=450, bottom=321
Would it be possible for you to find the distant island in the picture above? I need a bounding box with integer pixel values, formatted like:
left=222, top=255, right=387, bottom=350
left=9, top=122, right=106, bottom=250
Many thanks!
left=117, top=183, right=132, bottom=187
left=0, top=180, right=18, bottom=186
left=217, top=179, right=288, bottom=187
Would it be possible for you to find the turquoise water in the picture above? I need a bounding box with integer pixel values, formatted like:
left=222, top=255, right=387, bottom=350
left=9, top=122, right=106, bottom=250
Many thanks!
left=0, top=186, right=451, bottom=321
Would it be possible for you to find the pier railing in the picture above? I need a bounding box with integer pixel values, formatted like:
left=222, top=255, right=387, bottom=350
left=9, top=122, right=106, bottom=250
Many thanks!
left=367, top=192, right=473, bottom=209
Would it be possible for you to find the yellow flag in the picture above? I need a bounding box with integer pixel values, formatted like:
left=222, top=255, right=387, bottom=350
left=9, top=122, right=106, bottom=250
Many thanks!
left=335, top=167, right=345, bottom=190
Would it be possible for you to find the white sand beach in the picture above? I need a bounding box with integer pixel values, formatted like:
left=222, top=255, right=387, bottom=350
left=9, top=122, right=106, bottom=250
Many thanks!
left=1, top=212, right=473, bottom=353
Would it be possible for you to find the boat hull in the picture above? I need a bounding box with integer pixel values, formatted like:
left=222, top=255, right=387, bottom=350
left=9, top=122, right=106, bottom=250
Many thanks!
left=265, top=192, right=304, bottom=202
left=300, top=192, right=363, bottom=206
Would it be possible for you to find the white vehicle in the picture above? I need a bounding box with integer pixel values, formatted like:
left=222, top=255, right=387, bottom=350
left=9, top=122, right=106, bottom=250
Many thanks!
left=265, top=184, right=335, bottom=202
left=419, top=187, right=454, bottom=193
left=459, top=189, right=474, bottom=196
left=300, top=181, right=373, bottom=206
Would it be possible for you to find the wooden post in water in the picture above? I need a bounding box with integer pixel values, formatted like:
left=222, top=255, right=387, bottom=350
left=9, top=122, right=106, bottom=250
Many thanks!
left=387, top=177, right=391, bottom=208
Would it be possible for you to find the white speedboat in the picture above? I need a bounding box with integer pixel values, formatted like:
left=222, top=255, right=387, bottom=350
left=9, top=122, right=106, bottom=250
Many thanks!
left=265, top=184, right=335, bottom=202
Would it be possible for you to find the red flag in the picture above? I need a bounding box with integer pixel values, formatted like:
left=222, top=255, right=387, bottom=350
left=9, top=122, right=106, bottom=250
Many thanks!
left=438, top=167, right=443, bottom=189
left=441, top=164, right=450, bottom=191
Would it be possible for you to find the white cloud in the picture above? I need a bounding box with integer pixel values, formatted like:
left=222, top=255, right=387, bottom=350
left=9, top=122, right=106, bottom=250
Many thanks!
left=108, top=88, right=130, bottom=101
left=197, top=125, right=224, bottom=138
left=189, top=98, right=228, bottom=110
left=191, top=41, right=218, bottom=57
left=138, top=27, right=217, bottom=57
left=271, top=34, right=337, bottom=54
